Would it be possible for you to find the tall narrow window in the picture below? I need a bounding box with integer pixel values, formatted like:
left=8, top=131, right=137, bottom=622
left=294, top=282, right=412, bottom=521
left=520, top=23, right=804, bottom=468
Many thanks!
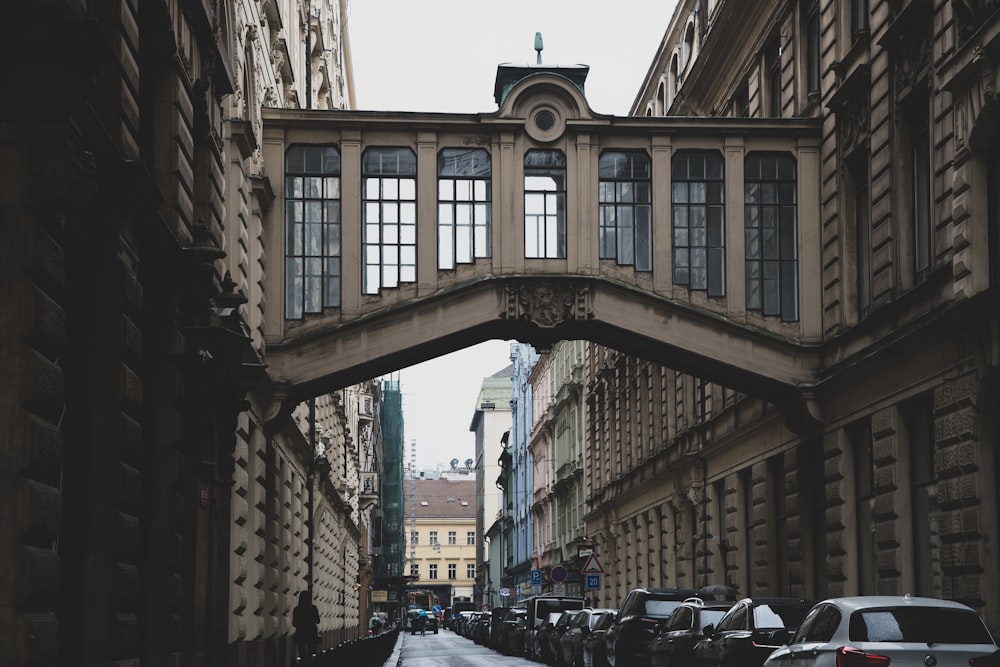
left=429, top=563, right=438, bottom=580
left=363, top=147, right=417, bottom=294
left=908, top=97, right=931, bottom=283
left=990, top=134, right=1000, bottom=286
left=766, top=38, right=782, bottom=118
left=903, top=395, right=936, bottom=597
left=599, top=151, right=652, bottom=270
left=745, top=153, right=798, bottom=321
left=524, top=150, right=567, bottom=258
left=767, top=454, right=788, bottom=595
left=850, top=153, right=872, bottom=315
left=672, top=151, right=725, bottom=295
left=851, top=419, right=876, bottom=594
left=804, top=0, right=820, bottom=94
left=438, top=148, right=491, bottom=269
left=285, top=146, right=342, bottom=318
left=447, top=563, right=457, bottom=580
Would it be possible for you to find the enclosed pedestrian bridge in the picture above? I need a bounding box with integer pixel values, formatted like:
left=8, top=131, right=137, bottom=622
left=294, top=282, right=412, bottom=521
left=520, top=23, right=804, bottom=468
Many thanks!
left=260, top=62, right=823, bottom=423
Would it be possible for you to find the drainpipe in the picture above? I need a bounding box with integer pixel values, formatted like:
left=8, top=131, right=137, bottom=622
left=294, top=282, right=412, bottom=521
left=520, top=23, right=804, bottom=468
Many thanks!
left=308, top=397, right=316, bottom=600
left=305, top=2, right=313, bottom=109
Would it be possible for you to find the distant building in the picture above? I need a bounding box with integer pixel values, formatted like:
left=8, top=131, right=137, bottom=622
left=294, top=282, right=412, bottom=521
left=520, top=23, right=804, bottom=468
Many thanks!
left=470, top=363, right=514, bottom=609
left=404, top=478, right=478, bottom=605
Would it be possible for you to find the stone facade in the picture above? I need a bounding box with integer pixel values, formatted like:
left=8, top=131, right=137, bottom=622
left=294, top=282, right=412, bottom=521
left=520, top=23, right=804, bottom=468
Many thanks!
left=0, top=1, right=362, bottom=664
left=586, top=0, right=1000, bottom=635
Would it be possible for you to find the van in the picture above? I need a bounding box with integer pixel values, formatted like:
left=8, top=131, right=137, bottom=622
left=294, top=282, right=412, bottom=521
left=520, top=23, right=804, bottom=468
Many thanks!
left=524, top=595, right=587, bottom=660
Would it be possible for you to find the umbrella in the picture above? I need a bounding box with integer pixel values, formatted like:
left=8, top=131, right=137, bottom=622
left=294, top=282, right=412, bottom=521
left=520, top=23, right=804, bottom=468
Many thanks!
left=699, top=584, right=739, bottom=601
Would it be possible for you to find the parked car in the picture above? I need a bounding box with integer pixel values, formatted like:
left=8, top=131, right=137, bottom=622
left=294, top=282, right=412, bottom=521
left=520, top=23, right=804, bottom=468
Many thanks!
left=535, top=612, right=565, bottom=663
left=560, top=608, right=617, bottom=667
left=582, top=610, right=617, bottom=667
left=498, top=607, right=528, bottom=655
left=762, top=595, right=1000, bottom=667
left=606, top=588, right=702, bottom=667
left=692, top=596, right=815, bottom=667
left=487, top=607, right=510, bottom=650
left=648, top=597, right=733, bottom=667
left=549, top=610, right=583, bottom=665
left=525, top=596, right=589, bottom=660
left=472, top=611, right=492, bottom=644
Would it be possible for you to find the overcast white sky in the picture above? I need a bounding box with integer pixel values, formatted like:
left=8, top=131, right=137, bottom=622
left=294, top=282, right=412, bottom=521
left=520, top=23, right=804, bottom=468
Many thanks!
left=346, top=0, right=679, bottom=468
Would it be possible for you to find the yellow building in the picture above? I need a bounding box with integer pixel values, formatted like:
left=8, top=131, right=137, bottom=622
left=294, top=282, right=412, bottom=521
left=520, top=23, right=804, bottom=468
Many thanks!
left=406, top=478, right=478, bottom=605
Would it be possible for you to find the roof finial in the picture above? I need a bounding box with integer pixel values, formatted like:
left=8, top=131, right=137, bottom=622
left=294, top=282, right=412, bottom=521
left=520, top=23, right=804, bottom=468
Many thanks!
left=534, top=32, right=544, bottom=64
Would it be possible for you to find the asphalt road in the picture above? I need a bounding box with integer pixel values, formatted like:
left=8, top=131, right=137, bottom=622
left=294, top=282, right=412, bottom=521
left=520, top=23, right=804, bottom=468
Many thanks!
left=392, top=628, right=534, bottom=667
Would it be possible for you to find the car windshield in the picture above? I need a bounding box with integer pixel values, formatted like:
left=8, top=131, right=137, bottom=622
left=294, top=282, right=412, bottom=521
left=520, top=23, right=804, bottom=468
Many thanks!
left=645, top=600, right=683, bottom=618
left=848, top=607, right=995, bottom=644
left=753, top=603, right=810, bottom=629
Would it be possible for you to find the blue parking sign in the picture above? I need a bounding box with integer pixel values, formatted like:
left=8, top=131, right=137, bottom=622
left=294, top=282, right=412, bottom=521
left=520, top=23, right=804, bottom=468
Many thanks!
left=531, top=569, right=542, bottom=585
left=585, top=574, right=601, bottom=590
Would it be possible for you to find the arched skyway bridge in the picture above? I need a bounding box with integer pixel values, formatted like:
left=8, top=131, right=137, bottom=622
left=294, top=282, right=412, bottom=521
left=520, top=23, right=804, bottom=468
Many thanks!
left=260, top=63, right=824, bottom=424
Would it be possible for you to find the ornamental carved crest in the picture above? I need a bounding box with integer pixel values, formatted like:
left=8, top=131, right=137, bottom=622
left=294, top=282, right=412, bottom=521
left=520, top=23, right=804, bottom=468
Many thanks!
left=501, top=282, right=593, bottom=327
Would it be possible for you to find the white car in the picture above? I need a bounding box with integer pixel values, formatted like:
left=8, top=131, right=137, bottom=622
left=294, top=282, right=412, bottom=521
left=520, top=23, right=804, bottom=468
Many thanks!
left=762, top=595, right=999, bottom=667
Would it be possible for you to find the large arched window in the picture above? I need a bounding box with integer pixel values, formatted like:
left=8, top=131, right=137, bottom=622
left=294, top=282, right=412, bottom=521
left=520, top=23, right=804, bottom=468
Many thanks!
left=284, top=145, right=341, bottom=319
left=437, top=148, right=491, bottom=269
left=672, top=150, right=724, bottom=294
left=362, top=147, right=417, bottom=294
left=599, top=151, right=652, bottom=270
left=745, top=152, right=798, bottom=321
left=524, top=150, right=566, bottom=259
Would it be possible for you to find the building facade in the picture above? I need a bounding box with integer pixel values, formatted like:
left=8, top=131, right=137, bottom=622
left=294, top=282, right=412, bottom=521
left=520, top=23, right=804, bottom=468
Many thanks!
left=0, top=0, right=368, bottom=664
left=508, top=343, right=539, bottom=599
left=404, top=478, right=478, bottom=606
left=528, top=341, right=590, bottom=598
left=582, top=0, right=1000, bottom=636
left=471, top=366, right=515, bottom=608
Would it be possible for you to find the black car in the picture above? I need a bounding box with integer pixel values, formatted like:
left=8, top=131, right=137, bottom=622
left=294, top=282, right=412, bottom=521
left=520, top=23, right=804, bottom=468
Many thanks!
left=534, top=612, right=565, bottom=663
left=582, top=610, right=616, bottom=667
left=648, top=597, right=733, bottom=667
left=498, top=607, right=528, bottom=655
left=606, top=588, right=701, bottom=667
left=548, top=610, right=583, bottom=665
left=691, top=596, right=815, bottom=667
left=472, top=612, right=492, bottom=644
left=486, top=607, right=510, bottom=650
left=560, top=608, right=617, bottom=667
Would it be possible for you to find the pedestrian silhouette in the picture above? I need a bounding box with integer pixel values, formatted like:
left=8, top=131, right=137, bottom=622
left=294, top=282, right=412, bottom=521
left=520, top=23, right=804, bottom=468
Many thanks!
left=292, top=590, right=320, bottom=662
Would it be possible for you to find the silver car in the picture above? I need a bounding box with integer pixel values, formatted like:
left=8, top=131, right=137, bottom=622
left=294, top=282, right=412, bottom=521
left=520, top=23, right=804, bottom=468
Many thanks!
left=762, top=595, right=999, bottom=667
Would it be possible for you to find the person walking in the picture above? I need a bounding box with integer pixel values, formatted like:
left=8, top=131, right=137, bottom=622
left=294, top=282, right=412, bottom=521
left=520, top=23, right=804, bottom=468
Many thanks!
left=292, top=590, right=320, bottom=663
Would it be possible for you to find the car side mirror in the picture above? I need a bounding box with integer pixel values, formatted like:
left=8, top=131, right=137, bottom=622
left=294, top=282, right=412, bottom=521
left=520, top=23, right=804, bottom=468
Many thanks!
left=702, top=624, right=714, bottom=637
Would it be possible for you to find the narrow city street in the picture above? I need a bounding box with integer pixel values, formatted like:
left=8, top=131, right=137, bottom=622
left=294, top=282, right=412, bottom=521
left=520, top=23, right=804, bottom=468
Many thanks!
left=390, top=629, right=532, bottom=667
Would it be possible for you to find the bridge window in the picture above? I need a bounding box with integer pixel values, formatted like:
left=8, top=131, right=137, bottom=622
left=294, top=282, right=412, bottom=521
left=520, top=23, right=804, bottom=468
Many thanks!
left=599, top=151, right=652, bottom=270
left=363, top=147, right=417, bottom=294
left=524, top=150, right=566, bottom=258
left=284, top=145, right=342, bottom=319
left=745, top=153, right=798, bottom=321
left=672, top=151, right=725, bottom=294
left=438, top=148, right=492, bottom=269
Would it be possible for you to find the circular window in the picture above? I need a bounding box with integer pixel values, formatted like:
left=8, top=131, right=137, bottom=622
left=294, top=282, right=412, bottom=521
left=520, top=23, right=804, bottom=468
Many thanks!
left=535, top=110, right=556, bottom=131
left=525, top=104, right=565, bottom=142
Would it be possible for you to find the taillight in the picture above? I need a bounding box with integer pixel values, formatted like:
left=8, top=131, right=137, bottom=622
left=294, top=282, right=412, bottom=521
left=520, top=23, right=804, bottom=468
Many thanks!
left=970, top=651, right=1000, bottom=667
left=836, top=646, right=891, bottom=667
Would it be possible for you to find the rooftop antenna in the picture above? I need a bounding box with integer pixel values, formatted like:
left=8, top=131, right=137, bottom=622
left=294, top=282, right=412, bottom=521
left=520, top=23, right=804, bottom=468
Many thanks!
left=534, top=32, right=543, bottom=64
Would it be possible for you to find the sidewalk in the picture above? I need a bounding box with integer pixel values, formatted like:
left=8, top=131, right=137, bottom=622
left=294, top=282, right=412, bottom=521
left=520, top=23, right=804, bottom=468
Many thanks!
left=303, top=627, right=401, bottom=667
left=380, top=629, right=404, bottom=667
